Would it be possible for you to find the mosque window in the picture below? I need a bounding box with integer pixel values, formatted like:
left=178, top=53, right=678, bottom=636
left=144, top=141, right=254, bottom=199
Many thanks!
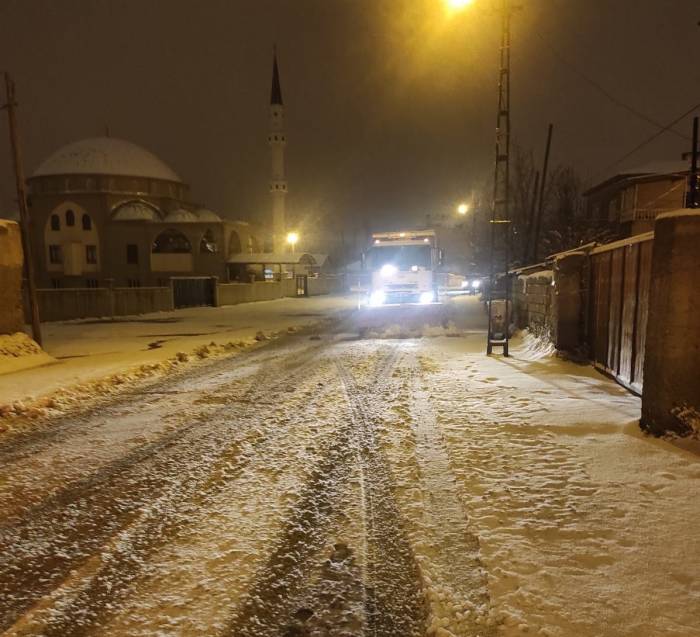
left=50, top=214, right=60, bottom=231
left=66, top=209, right=75, bottom=226
left=49, top=245, right=62, bottom=264
left=126, top=244, right=139, bottom=264
left=152, top=229, right=192, bottom=254
left=82, top=214, right=92, bottom=231
left=200, top=229, right=218, bottom=254
left=85, top=245, right=98, bottom=264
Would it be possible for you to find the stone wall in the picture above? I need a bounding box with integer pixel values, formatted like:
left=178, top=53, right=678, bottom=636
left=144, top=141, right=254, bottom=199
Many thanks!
left=512, top=271, right=554, bottom=338
left=216, top=280, right=296, bottom=306
left=0, top=220, right=25, bottom=335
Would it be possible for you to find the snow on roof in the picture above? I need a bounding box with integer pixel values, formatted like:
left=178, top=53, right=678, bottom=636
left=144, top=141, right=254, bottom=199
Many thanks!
left=163, top=209, right=199, bottom=223
left=227, top=252, right=317, bottom=265
left=33, top=137, right=182, bottom=183
left=112, top=200, right=162, bottom=222
left=195, top=208, right=222, bottom=222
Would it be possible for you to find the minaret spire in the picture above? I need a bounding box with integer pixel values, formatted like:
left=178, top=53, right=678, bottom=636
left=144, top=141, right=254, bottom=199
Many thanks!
left=268, top=46, right=287, bottom=253
left=271, top=45, right=283, bottom=106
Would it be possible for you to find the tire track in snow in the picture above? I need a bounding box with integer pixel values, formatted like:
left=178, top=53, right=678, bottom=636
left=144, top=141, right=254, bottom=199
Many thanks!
left=0, top=338, right=334, bottom=633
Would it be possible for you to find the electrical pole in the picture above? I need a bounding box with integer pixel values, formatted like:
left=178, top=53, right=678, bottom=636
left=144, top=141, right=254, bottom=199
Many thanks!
left=689, top=116, right=698, bottom=208
left=532, top=123, right=553, bottom=264
left=487, top=0, right=520, bottom=356
left=523, top=169, right=539, bottom=263
left=3, top=73, right=42, bottom=346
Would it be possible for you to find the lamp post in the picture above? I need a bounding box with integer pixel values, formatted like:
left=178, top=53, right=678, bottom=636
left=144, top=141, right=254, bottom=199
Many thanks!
left=446, top=0, right=519, bottom=356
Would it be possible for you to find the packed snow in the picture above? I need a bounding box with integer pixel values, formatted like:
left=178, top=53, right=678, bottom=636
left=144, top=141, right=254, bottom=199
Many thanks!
left=0, top=296, right=697, bottom=636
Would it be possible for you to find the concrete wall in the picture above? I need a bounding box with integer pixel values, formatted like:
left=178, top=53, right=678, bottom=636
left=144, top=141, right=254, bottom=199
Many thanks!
left=30, top=286, right=173, bottom=322
left=0, top=220, right=25, bottom=334
left=217, top=279, right=296, bottom=306
left=307, top=275, right=344, bottom=296
left=641, top=210, right=700, bottom=436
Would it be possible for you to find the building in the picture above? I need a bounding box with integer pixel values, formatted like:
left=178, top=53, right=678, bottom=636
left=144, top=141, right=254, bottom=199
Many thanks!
left=26, top=136, right=264, bottom=289
left=583, top=157, right=692, bottom=237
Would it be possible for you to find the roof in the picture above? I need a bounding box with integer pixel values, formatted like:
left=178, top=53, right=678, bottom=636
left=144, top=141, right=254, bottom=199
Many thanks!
left=584, top=159, right=690, bottom=197
left=227, top=252, right=323, bottom=265
left=270, top=50, right=283, bottom=105
left=33, top=137, right=182, bottom=183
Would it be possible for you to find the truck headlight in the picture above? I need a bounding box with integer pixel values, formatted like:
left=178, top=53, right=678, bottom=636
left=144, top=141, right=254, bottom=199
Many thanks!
left=369, top=290, right=386, bottom=306
left=419, top=291, right=434, bottom=304
left=472, top=280, right=481, bottom=289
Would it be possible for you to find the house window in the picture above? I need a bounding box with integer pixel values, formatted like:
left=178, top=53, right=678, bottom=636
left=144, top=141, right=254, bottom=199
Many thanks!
left=66, top=209, right=75, bottom=226
left=85, top=245, right=98, bottom=264
left=50, top=214, right=60, bottom=231
left=127, top=278, right=141, bottom=288
left=126, top=244, right=139, bottom=264
left=51, top=278, right=61, bottom=289
left=82, top=214, right=92, bottom=230
left=49, top=245, right=62, bottom=264
left=86, top=278, right=99, bottom=288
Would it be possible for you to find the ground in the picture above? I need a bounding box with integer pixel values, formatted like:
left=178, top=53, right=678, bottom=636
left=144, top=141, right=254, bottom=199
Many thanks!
left=0, top=296, right=698, bottom=637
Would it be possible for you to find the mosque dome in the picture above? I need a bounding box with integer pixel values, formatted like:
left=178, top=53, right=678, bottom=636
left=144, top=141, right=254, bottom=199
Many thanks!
left=194, top=208, right=222, bottom=222
left=33, top=137, right=182, bottom=183
left=112, top=200, right=162, bottom=222
left=163, top=208, right=199, bottom=223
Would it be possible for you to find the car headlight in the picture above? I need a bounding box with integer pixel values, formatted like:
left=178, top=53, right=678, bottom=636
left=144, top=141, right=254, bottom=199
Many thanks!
left=369, top=290, right=386, bottom=306
left=419, top=291, right=434, bottom=304
left=380, top=264, right=397, bottom=277
left=472, top=280, right=481, bottom=288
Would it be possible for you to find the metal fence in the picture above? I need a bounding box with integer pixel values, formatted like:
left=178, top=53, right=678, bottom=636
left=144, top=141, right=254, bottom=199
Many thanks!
left=588, top=233, right=653, bottom=394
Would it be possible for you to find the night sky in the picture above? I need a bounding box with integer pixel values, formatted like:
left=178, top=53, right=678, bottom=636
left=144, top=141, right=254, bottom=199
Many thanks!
left=0, top=0, right=698, bottom=237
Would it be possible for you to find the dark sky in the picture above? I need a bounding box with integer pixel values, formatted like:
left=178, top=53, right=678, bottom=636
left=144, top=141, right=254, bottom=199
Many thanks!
left=0, top=0, right=698, bottom=236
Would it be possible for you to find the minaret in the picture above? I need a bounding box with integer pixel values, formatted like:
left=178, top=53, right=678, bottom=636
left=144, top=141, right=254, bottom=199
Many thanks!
left=268, top=48, right=287, bottom=253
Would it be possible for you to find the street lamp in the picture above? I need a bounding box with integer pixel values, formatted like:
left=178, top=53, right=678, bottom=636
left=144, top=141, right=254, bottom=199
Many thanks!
left=457, top=202, right=469, bottom=215
left=286, top=231, right=299, bottom=254
left=446, top=0, right=474, bottom=10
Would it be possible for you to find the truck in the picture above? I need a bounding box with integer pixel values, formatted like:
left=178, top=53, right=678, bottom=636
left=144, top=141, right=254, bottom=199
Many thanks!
left=362, top=229, right=441, bottom=306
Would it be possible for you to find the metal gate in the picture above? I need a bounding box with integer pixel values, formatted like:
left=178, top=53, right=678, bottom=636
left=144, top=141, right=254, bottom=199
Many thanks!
left=295, top=275, right=308, bottom=297
left=588, top=234, right=653, bottom=394
left=172, top=277, right=216, bottom=309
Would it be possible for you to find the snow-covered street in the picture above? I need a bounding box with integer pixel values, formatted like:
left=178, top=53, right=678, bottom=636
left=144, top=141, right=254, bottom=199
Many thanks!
left=0, top=296, right=698, bottom=637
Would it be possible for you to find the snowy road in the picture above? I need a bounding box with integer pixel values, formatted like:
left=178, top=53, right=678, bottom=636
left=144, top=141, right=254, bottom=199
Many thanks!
left=1, top=297, right=699, bottom=637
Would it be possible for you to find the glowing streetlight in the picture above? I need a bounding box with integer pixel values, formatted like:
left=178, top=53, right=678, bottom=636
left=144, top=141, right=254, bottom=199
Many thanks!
left=457, top=202, right=469, bottom=215
left=446, top=0, right=474, bottom=12
left=286, top=231, right=299, bottom=253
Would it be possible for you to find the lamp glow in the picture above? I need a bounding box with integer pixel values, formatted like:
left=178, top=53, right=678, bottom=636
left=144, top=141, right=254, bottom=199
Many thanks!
left=446, top=0, right=473, bottom=9
left=286, top=232, right=299, bottom=247
left=457, top=202, right=469, bottom=215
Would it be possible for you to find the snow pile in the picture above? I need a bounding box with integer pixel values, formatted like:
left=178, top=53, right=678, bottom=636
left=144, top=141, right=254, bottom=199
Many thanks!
left=670, top=404, right=700, bottom=437
left=0, top=332, right=54, bottom=376
left=513, top=329, right=555, bottom=361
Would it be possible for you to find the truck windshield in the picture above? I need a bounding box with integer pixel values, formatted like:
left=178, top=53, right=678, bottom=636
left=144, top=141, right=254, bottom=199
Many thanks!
left=367, top=244, right=431, bottom=270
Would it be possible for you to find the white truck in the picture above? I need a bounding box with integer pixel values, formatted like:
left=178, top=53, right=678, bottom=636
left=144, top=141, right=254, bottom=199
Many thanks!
left=362, top=230, right=441, bottom=306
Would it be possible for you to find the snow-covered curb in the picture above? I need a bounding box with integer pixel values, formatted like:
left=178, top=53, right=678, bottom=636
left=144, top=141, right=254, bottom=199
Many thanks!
left=0, top=332, right=55, bottom=376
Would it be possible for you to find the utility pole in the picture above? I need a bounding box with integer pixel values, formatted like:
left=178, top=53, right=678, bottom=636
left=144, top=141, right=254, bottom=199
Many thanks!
left=532, top=123, right=553, bottom=264
left=3, top=73, right=42, bottom=346
left=523, top=169, right=539, bottom=263
left=689, top=116, right=698, bottom=208
left=487, top=0, right=520, bottom=356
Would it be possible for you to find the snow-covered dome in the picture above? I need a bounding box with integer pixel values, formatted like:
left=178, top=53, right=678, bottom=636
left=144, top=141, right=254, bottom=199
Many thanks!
left=33, top=137, right=182, bottom=183
left=112, top=200, right=161, bottom=222
left=163, top=208, right=199, bottom=223
left=195, top=208, right=222, bottom=222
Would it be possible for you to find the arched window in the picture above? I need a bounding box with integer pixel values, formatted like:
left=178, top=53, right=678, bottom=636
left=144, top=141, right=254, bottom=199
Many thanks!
left=82, top=214, right=92, bottom=231
left=50, top=214, right=60, bottom=231
left=66, top=209, right=75, bottom=226
left=152, top=229, right=192, bottom=254
left=200, top=229, right=218, bottom=254
left=228, top=230, right=242, bottom=255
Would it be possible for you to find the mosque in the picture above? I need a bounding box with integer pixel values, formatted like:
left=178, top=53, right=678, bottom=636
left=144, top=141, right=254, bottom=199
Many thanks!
left=26, top=51, right=320, bottom=290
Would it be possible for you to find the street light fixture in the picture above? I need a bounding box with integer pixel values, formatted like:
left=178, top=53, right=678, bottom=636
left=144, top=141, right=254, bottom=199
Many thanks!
left=457, top=202, right=469, bottom=215
left=286, top=231, right=299, bottom=253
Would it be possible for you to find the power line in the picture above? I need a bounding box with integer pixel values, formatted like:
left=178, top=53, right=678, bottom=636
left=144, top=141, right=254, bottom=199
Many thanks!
left=598, top=101, right=700, bottom=178
left=534, top=30, right=691, bottom=142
